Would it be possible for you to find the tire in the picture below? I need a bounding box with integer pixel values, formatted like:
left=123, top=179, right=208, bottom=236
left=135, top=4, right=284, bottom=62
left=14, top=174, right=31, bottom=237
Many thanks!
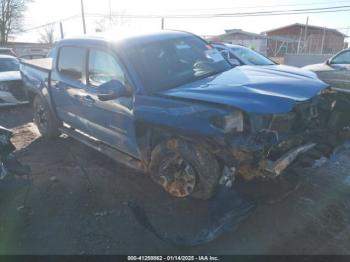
left=149, top=139, right=220, bottom=200
left=33, top=95, right=61, bottom=138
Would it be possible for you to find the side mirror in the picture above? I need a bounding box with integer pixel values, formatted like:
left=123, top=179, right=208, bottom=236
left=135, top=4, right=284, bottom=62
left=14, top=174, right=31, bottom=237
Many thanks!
left=325, top=59, right=331, bottom=65
left=219, top=50, right=241, bottom=67
left=97, top=80, right=130, bottom=101
left=228, top=58, right=241, bottom=67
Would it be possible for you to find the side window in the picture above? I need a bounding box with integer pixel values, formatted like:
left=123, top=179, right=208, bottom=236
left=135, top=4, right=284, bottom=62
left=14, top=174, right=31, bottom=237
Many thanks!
left=88, top=49, right=126, bottom=87
left=332, top=51, right=350, bottom=64
left=58, top=47, right=85, bottom=82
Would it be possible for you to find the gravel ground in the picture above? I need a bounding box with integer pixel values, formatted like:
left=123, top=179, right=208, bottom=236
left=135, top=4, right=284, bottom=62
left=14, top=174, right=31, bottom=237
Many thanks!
left=1, top=105, right=350, bottom=255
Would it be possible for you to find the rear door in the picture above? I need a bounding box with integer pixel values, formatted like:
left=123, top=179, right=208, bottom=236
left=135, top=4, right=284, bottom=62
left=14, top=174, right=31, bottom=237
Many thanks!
left=50, top=46, right=91, bottom=134
left=80, top=48, right=140, bottom=158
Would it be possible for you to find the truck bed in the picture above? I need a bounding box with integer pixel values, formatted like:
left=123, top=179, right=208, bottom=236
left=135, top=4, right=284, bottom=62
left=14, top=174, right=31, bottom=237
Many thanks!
left=20, top=58, right=52, bottom=72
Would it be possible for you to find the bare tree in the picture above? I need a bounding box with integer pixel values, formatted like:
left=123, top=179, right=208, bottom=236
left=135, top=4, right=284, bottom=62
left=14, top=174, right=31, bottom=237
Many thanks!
left=95, top=11, right=129, bottom=33
left=0, top=0, right=31, bottom=45
left=38, top=24, right=55, bottom=44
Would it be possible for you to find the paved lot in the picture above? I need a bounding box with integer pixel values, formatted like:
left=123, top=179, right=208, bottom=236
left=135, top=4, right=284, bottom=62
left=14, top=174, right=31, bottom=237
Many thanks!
left=1, top=106, right=350, bottom=255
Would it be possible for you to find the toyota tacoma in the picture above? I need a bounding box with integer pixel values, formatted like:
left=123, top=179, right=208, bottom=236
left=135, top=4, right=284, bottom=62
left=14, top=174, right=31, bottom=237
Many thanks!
left=20, top=31, right=349, bottom=199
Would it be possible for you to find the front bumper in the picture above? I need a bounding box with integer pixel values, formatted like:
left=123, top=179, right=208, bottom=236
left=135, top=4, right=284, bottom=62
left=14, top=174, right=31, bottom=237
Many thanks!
left=265, top=143, right=315, bottom=176
left=223, top=131, right=330, bottom=180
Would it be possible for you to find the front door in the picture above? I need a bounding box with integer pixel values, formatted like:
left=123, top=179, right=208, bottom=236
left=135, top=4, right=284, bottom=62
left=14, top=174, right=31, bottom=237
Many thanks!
left=80, top=48, right=140, bottom=158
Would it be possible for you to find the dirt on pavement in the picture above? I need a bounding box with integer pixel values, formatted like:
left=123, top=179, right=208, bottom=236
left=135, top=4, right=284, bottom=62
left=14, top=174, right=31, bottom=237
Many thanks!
left=1, top=106, right=350, bottom=255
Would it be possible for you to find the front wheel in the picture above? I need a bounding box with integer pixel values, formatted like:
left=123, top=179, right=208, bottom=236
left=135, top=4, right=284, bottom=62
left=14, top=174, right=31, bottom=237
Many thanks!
left=149, top=139, right=220, bottom=200
left=33, top=95, right=61, bottom=138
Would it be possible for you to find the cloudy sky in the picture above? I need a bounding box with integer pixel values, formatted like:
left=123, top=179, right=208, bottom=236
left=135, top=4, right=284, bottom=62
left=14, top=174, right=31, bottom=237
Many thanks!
left=17, top=0, right=350, bottom=42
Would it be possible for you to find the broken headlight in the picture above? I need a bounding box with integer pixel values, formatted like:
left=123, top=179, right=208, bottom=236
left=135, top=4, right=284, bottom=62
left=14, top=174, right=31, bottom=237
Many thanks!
left=210, top=111, right=244, bottom=133
left=0, top=82, right=9, bottom=91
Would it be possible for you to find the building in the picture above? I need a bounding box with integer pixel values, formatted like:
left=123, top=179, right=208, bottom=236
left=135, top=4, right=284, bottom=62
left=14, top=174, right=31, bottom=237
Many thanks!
left=208, top=29, right=268, bottom=55
left=1, top=42, right=52, bottom=56
left=264, top=23, right=347, bottom=57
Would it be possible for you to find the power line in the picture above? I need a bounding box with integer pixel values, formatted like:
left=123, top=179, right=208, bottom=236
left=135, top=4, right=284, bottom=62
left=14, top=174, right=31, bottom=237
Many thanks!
left=162, top=5, right=350, bottom=18
left=19, top=15, right=81, bottom=33
left=19, top=4, right=350, bottom=33
left=163, top=0, right=350, bottom=12
left=88, top=5, right=350, bottom=19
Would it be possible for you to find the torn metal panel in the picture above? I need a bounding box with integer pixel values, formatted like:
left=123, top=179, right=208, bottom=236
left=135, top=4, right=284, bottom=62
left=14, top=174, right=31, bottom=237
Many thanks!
left=0, top=126, right=15, bottom=158
left=265, top=143, right=316, bottom=177
left=0, top=126, right=30, bottom=178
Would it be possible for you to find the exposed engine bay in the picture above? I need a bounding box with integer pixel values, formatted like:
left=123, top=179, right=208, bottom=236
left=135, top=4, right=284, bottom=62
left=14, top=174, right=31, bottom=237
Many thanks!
left=217, top=88, right=350, bottom=181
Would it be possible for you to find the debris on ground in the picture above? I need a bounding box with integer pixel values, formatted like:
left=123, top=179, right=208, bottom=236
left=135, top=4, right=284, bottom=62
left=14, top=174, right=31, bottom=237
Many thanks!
left=129, top=184, right=256, bottom=247
left=0, top=125, right=31, bottom=180
left=50, top=176, right=58, bottom=182
left=312, top=157, right=329, bottom=168
left=331, top=141, right=350, bottom=161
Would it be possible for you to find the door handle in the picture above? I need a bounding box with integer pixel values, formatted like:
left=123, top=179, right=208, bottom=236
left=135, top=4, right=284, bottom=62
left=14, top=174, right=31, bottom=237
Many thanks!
left=82, top=95, right=95, bottom=105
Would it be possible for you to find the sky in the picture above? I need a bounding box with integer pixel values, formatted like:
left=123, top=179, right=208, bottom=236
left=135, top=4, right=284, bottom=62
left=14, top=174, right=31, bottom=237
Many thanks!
left=16, top=0, right=350, bottom=42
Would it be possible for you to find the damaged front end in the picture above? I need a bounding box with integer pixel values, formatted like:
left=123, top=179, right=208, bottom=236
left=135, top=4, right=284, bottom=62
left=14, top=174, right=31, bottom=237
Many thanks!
left=215, top=88, right=350, bottom=181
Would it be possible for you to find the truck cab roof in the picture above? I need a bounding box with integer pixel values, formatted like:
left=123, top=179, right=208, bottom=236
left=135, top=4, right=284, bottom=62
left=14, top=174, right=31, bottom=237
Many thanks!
left=57, top=30, right=196, bottom=48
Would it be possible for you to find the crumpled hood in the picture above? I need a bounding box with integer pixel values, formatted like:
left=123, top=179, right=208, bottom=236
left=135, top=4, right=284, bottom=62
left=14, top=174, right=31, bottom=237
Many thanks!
left=0, top=71, right=21, bottom=81
left=159, top=66, right=328, bottom=114
left=260, top=64, right=318, bottom=79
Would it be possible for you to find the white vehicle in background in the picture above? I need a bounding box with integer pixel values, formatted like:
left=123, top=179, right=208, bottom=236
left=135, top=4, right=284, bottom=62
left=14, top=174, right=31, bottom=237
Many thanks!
left=212, top=42, right=319, bottom=80
left=303, top=48, right=350, bottom=91
left=19, top=53, right=47, bottom=60
left=0, top=55, right=28, bottom=107
left=0, top=48, right=17, bottom=57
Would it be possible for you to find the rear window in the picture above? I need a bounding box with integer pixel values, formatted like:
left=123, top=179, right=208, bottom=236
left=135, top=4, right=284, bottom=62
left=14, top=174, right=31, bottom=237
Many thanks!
left=58, top=47, right=85, bottom=82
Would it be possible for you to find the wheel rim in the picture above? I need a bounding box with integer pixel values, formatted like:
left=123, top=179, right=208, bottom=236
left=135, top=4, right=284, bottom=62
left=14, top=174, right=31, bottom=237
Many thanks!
left=34, top=103, right=48, bottom=132
left=155, top=153, right=197, bottom=198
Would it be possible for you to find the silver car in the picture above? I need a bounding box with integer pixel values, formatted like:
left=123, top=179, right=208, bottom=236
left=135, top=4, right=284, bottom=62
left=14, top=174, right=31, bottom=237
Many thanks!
left=0, top=55, right=28, bottom=106
left=303, top=48, right=350, bottom=91
left=213, top=42, right=319, bottom=80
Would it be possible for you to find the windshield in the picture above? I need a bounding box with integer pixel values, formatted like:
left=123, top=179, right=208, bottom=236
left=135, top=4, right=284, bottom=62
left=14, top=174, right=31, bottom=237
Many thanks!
left=128, top=36, right=231, bottom=92
left=230, top=46, right=275, bottom=66
left=0, top=58, right=19, bottom=72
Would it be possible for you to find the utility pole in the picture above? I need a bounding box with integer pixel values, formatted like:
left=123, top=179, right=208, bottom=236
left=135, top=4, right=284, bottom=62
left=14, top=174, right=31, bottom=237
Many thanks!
left=320, top=26, right=326, bottom=54
left=108, top=0, right=112, bottom=25
left=297, top=28, right=303, bottom=54
left=60, top=22, right=64, bottom=39
left=81, top=0, right=87, bottom=34
left=345, top=27, right=350, bottom=49
left=303, top=16, right=309, bottom=53
left=161, top=17, right=165, bottom=30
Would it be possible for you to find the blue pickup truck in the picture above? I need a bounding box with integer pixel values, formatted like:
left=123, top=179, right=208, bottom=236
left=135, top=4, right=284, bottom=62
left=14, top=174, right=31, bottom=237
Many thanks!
left=20, top=30, right=347, bottom=199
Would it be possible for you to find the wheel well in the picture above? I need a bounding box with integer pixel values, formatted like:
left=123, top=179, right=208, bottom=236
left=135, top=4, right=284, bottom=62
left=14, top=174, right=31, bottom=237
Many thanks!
left=134, top=121, right=224, bottom=168
left=28, top=90, right=37, bottom=104
left=135, top=122, right=173, bottom=165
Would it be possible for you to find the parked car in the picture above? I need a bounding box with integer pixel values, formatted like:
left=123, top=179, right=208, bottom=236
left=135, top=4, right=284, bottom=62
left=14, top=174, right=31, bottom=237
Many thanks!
left=19, top=54, right=47, bottom=60
left=0, top=48, right=17, bottom=57
left=213, top=42, right=319, bottom=79
left=0, top=55, right=28, bottom=106
left=303, top=48, right=350, bottom=91
left=20, top=31, right=348, bottom=200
